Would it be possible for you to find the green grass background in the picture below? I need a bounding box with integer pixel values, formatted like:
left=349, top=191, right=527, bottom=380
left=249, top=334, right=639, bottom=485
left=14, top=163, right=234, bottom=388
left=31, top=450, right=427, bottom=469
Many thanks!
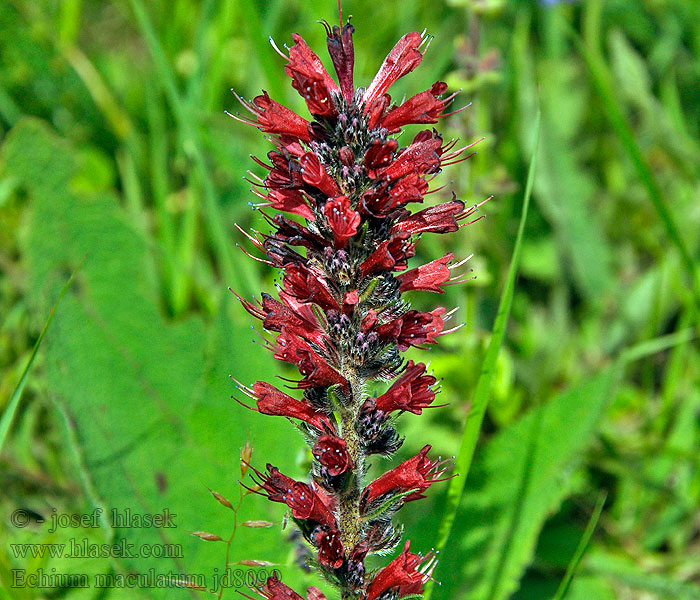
left=1, top=0, right=699, bottom=598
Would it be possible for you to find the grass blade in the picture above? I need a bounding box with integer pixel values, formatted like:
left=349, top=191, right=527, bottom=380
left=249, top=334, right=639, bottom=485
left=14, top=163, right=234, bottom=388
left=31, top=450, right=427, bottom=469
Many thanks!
left=128, top=0, right=256, bottom=298
left=425, top=111, right=540, bottom=600
left=0, top=266, right=80, bottom=453
left=568, top=24, right=700, bottom=315
left=552, top=491, right=607, bottom=600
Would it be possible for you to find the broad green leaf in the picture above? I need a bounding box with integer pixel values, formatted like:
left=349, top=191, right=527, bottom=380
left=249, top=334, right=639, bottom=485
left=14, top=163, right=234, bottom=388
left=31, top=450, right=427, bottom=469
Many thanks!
left=1, top=119, right=311, bottom=598
left=433, top=368, right=618, bottom=600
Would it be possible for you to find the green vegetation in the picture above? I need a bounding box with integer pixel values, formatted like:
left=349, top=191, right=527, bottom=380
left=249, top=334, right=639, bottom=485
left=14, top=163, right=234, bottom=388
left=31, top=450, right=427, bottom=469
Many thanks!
left=1, top=0, right=699, bottom=599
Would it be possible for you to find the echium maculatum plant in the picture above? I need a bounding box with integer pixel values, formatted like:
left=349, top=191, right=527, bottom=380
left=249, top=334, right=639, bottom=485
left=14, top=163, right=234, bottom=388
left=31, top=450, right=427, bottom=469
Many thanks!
left=230, top=17, right=482, bottom=600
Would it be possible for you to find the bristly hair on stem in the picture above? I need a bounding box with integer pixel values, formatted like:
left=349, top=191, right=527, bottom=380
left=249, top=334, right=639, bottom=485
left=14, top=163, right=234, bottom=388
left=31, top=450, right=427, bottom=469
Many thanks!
left=227, top=13, right=484, bottom=600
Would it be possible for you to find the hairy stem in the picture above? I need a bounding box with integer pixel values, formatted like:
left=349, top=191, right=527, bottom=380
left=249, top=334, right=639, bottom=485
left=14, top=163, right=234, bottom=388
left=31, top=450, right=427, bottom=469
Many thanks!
left=336, top=372, right=366, bottom=560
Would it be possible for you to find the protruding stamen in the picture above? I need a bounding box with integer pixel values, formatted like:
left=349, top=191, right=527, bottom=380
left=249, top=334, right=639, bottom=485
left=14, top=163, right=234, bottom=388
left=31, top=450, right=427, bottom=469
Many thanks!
left=268, top=36, right=289, bottom=60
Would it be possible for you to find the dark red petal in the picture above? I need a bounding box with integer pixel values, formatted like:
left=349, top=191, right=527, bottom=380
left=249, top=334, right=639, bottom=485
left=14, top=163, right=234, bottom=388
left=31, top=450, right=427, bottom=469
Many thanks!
left=286, top=34, right=339, bottom=116
left=313, top=435, right=352, bottom=476
left=261, top=576, right=305, bottom=600
left=325, top=23, right=355, bottom=103
left=364, top=32, right=424, bottom=107
left=397, top=253, right=454, bottom=293
left=251, top=92, right=313, bottom=141
left=300, top=153, right=340, bottom=197
left=323, top=196, right=360, bottom=248
left=379, top=81, right=449, bottom=132
left=253, top=381, right=331, bottom=430
left=394, top=199, right=465, bottom=234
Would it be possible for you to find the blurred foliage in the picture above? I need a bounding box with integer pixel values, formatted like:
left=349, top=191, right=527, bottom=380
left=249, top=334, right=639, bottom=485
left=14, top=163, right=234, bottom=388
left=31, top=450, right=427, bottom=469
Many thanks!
left=1, top=0, right=699, bottom=599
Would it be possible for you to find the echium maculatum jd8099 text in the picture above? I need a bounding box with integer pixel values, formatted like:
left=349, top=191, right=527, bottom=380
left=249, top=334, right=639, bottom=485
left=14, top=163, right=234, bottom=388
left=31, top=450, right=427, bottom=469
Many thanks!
left=229, top=18, right=483, bottom=600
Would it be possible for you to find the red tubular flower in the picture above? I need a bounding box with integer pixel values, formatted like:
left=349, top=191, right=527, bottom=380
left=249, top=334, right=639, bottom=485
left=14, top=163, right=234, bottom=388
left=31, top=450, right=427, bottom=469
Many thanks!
left=375, top=361, right=438, bottom=415
left=379, top=81, right=454, bottom=132
left=249, top=464, right=337, bottom=530
left=386, top=171, right=430, bottom=206
left=364, top=138, right=398, bottom=174
left=273, top=328, right=346, bottom=388
left=305, top=587, right=327, bottom=600
left=248, top=576, right=305, bottom=600
left=237, top=380, right=333, bottom=431
left=258, top=188, right=315, bottom=221
left=323, top=196, right=361, bottom=248
left=238, top=91, right=313, bottom=142
left=361, top=445, right=449, bottom=510
left=397, top=253, right=454, bottom=293
left=324, top=22, right=355, bottom=104
left=282, top=263, right=338, bottom=311
left=377, top=308, right=446, bottom=351
left=315, top=528, right=344, bottom=569
left=365, top=540, right=436, bottom=600
left=300, top=152, right=340, bottom=197
left=245, top=577, right=329, bottom=600
left=364, top=32, right=426, bottom=107
left=285, top=34, right=340, bottom=117
left=313, top=435, right=352, bottom=476
left=236, top=292, right=326, bottom=347
left=394, top=198, right=465, bottom=234
left=359, top=233, right=415, bottom=277
left=382, top=130, right=443, bottom=182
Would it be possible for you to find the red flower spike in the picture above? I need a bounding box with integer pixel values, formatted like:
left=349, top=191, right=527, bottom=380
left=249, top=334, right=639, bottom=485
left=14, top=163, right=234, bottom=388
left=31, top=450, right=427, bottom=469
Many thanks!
left=313, top=435, right=353, bottom=476
left=361, top=445, right=450, bottom=509
left=365, top=540, right=435, bottom=600
left=397, top=252, right=454, bottom=293
left=323, top=196, right=361, bottom=248
left=286, top=34, right=340, bottom=117
left=375, top=361, right=438, bottom=415
left=229, top=19, right=483, bottom=599
left=364, top=31, right=426, bottom=107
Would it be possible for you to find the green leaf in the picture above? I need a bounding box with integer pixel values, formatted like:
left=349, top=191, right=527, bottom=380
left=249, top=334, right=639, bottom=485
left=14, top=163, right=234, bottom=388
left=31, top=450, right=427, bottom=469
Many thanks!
left=0, top=118, right=311, bottom=597
left=427, top=111, right=540, bottom=600
left=432, top=368, right=618, bottom=600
